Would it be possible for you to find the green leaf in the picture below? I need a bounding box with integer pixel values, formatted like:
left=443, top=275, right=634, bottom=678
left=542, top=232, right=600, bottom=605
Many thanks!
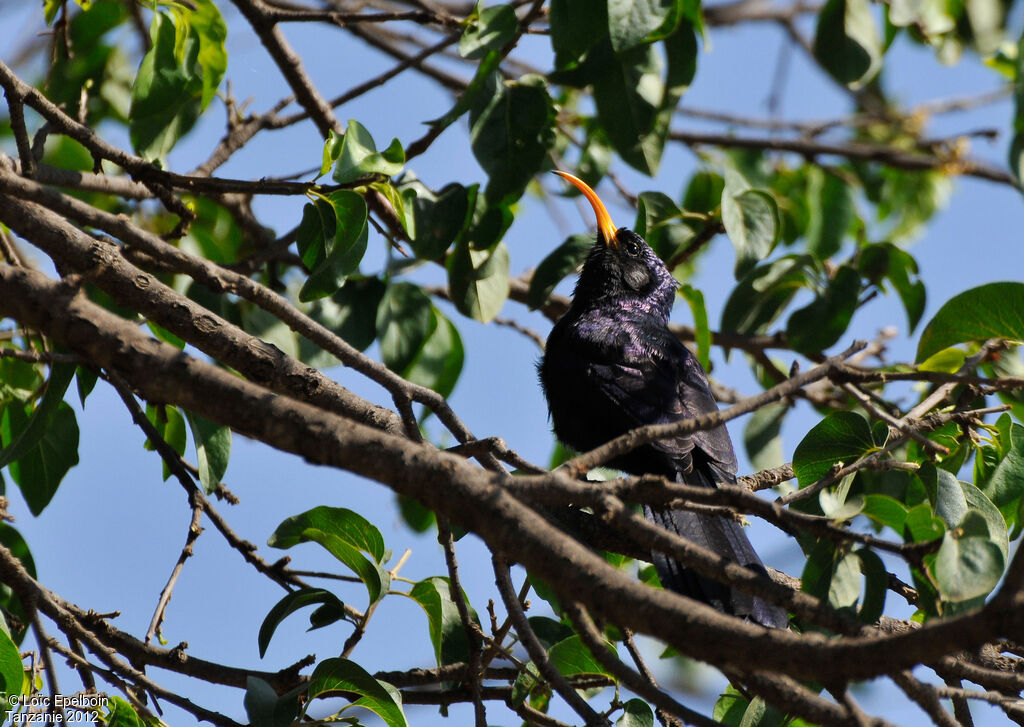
left=0, top=362, right=75, bottom=471
left=303, top=277, right=387, bottom=361
left=785, top=264, right=861, bottom=354
left=792, top=412, right=876, bottom=488
left=409, top=577, right=479, bottom=668
left=720, top=255, right=810, bottom=336
left=744, top=402, right=786, bottom=472
left=679, top=284, right=710, bottom=370
left=609, top=0, right=679, bottom=52
left=184, top=197, right=245, bottom=264
left=268, top=506, right=389, bottom=605
left=931, top=512, right=1004, bottom=602
left=1011, top=35, right=1024, bottom=184
left=527, top=234, right=593, bottom=309
left=403, top=311, right=464, bottom=398
left=634, top=191, right=682, bottom=238
left=2, top=400, right=80, bottom=517
left=592, top=26, right=696, bottom=175
left=258, top=588, right=349, bottom=658
left=244, top=677, right=299, bottom=727
left=102, top=697, right=147, bottom=727
left=306, top=657, right=407, bottom=727
left=592, top=41, right=663, bottom=174
left=469, top=73, right=555, bottom=205
left=397, top=495, right=435, bottom=533
left=0, top=525, right=36, bottom=645
left=721, top=169, right=781, bottom=277
left=185, top=411, right=231, bottom=494
left=0, top=627, right=22, bottom=705
left=918, top=347, right=966, bottom=373
left=916, top=282, right=1024, bottom=362
left=331, top=119, right=405, bottom=184
left=713, top=685, right=751, bottom=725
left=298, top=191, right=369, bottom=302
left=980, top=422, right=1024, bottom=509
left=377, top=283, right=435, bottom=374
left=961, top=481, right=1009, bottom=560
left=321, top=129, right=343, bottom=177
left=447, top=240, right=510, bottom=323
left=75, top=366, right=98, bottom=407
left=144, top=404, right=187, bottom=481
left=549, top=0, right=609, bottom=67
left=129, top=3, right=226, bottom=160
left=870, top=246, right=925, bottom=332
left=617, top=698, right=655, bottom=727
left=904, top=503, right=946, bottom=542
left=549, top=634, right=614, bottom=683
left=527, top=616, right=574, bottom=649
left=918, top=463, right=967, bottom=529
left=189, top=0, right=228, bottom=109
left=813, top=0, right=882, bottom=87
left=855, top=548, right=888, bottom=624
left=805, top=168, right=853, bottom=260
left=411, top=183, right=471, bottom=260
left=427, top=50, right=503, bottom=129
left=459, top=2, right=518, bottom=59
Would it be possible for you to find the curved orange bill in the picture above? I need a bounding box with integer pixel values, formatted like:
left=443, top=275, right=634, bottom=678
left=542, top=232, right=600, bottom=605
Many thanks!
left=553, top=170, right=618, bottom=248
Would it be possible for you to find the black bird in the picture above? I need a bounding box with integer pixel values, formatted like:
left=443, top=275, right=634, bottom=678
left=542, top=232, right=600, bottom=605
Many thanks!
left=539, top=171, right=787, bottom=629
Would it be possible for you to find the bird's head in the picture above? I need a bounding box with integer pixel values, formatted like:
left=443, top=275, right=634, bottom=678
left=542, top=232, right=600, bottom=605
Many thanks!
left=554, top=171, right=677, bottom=318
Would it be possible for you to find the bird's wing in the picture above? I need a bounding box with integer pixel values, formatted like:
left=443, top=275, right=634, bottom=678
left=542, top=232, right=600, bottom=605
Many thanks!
left=587, top=334, right=737, bottom=475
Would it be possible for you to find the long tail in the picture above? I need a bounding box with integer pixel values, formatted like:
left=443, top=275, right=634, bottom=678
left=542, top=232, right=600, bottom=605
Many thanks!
left=643, top=466, right=788, bottom=629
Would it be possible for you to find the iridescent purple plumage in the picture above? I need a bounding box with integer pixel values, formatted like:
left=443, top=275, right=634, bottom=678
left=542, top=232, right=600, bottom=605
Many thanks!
left=540, top=226, right=787, bottom=629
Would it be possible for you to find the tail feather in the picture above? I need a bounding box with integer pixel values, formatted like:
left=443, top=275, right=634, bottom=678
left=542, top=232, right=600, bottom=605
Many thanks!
left=644, top=466, right=788, bottom=630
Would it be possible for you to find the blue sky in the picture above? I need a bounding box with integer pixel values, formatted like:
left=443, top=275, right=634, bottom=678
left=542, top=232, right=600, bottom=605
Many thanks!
left=3, top=1, right=1024, bottom=725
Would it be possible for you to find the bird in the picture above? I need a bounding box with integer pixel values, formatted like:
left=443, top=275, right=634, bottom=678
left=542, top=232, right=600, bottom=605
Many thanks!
left=539, top=170, right=788, bottom=629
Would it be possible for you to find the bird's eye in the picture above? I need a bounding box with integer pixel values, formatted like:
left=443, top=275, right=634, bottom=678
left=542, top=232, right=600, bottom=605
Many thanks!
left=623, top=239, right=640, bottom=256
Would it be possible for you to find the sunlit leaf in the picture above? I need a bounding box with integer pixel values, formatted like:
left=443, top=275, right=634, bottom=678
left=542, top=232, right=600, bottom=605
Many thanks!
left=306, top=658, right=407, bottom=727
left=916, top=282, right=1024, bottom=362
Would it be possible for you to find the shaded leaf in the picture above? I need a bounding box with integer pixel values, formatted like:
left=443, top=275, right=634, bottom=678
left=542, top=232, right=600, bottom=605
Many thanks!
left=258, top=588, right=349, bottom=658
left=813, top=0, right=882, bottom=87
left=549, top=0, right=610, bottom=68
left=459, top=2, right=518, bottom=59
left=931, top=512, right=1004, bottom=602
left=744, top=402, right=786, bottom=472
left=298, top=191, right=370, bottom=302
left=721, top=255, right=810, bottom=336
left=447, top=240, right=510, bottom=323
left=527, top=234, right=592, bottom=309
left=792, top=412, right=876, bottom=488
left=470, top=73, right=555, bottom=205
left=609, top=0, right=679, bottom=52
left=377, top=282, right=435, bottom=373
left=721, top=169, right=781, bottom=277
left=409, top=577, right=479, bottom=668
left=2, top=401, right=79, bottom=517
left=679, top=284, right=710, bottom=370
left=805, top=168, right=853, bottom=259
left=617, top=698, right=655, bottom=727
left=411, top=183, right=470, bottom=260
left=244, top=677, right=300, bottom=727
left=785, top=264, right=861, bottom=354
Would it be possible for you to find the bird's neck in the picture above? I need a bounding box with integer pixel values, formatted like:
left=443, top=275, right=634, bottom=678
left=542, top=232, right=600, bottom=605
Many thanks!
left=570, top=292, right=672, bottom=325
